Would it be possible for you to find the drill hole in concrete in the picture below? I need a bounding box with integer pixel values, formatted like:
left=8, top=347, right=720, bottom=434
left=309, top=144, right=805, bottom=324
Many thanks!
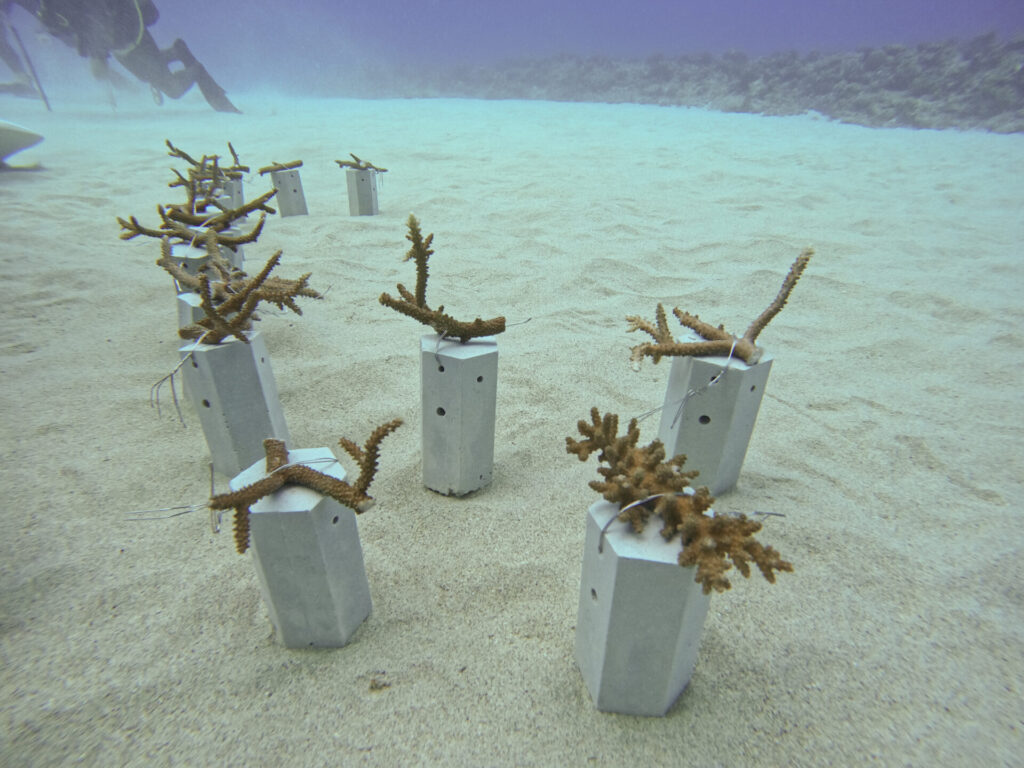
left=476, top=375, right=483, bottom=382
left=438, top=365, right=445, bottom=373
left=437, top=407, right=446, bottom=416
left=332, top=516, right=339, bottom=524
left=699, top=415, right=711, bottom=425
left=202, top=399, right=211, bottom=408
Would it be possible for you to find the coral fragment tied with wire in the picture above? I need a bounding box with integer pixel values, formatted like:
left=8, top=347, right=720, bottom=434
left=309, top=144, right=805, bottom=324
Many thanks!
left=209, top=419, right=403, bottom=553
left=567, top=407, right=792, bottom=593
left=627, top=248, right=813, bottom=366
left=379, top=214, right=506, bottom=343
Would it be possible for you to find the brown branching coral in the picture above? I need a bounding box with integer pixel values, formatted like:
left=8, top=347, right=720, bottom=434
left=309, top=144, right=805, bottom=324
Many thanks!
left=627, top=248, right=813, bottom=366
left=258, top=160, right=303, bottom=175
left=118, top=196, right=273, bottom=245
left=156, top=232, right=242, bottom=299
left=170, top=242, right=321, bottom=344
left=335, top=153, right=388, bottom=173
left=567, top=407, right=792, bottom=593
left=117, top=139, right=274, bottom=247
left=209, top=420, right=403, bottom=553
left=379, top=214, right=506, bottom=343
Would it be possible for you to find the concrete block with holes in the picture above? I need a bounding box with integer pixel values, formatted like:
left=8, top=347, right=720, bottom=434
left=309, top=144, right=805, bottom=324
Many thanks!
left=168, top=239, right=242, bottom=279
left=229, top=448, right=372, bottom=648
left=219, top=177, right=244, bottom=210
left=179, top=331, right=290, bottom=477
left=419, top=333, right=498, bottom=496
left=656, top=338, right=773, bottom=496
left=176, top=292, right=204, bottom=329
left=575, top=499, right=711, bottom=716
left=167, top=243, right=210, bottom=287
left=269, top=168, right=308, bottom=217
left=345, top=168, right=380, bottom=215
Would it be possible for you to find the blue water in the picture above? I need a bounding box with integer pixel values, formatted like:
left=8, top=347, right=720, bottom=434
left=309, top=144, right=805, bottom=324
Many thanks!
left=2, top=0, right=1023, bottom=125
left=139, top=1, right=1024, bottom=92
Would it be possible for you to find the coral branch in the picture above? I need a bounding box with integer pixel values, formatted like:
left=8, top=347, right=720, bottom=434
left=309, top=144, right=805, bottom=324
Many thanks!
left=258, top=160, right=303, bottom=175
left=379, top=214, right=506, bottom=343
left=628, top=248, right=813, bottom=365
left=743, top=248, right=813, bottom=343
left=567, top=407, right=792, bottom=593
left=209, top=423, right=403, bottom=553
left=335, top=153, right=388, bottom=173
left=177, top=250, right=321, bottom=344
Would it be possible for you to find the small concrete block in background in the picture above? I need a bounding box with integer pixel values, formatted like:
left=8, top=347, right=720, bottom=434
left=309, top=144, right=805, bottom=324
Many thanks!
left=180, top=331, right=290, bottom=476
left=656, top=342, right=773, bottom=496
left=575, top=500, right=711, bottom=716
left=419, top=334, right=498, bottom=496
left=176, top=292, right=204, bottom=329
left=230, top=447, right=372, bottom=648
left=220, top=177, right=244, bottom=209
left=270, top=169, right=308, bottom=217
left=168, top=243, right=210, bottom=287
left=345, top=168, right=379, bottom=215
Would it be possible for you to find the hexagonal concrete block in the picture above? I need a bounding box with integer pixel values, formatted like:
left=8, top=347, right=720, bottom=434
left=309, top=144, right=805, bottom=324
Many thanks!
left=420, top=333, right=498, bottom=496
left=230, top=447, right=372, bottom=648
left=345, top=168, right=380, bottom=215
left=575, top=500, right=711, bottom=716
left=656, top=340, right=773, bottom=495
left=180, top=331, right=290, bottom=477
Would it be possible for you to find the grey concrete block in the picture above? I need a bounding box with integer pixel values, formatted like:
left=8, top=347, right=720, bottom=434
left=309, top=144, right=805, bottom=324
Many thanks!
left=419, top=333, right=498, bottom=496
left=575, top=500, right=711, bottom=716
left=180, top=331, right=290, bottom=476
left=656, top=343, right=772, bottom=495
left=230, top=447, right=372, bottom=648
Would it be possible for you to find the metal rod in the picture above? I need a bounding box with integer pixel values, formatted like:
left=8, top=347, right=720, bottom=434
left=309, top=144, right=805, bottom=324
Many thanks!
left=9, top=23, right=52, bottom=112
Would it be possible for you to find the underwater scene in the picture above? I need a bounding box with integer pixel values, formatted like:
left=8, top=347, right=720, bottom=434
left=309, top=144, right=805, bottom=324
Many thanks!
left=1, top=1, right=1022, bottom=765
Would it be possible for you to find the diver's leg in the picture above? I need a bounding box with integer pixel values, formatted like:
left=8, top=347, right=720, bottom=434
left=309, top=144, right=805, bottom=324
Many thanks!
left=116, top=32, right=239, bottom=113
left=163, top=37, right=240, bottom=113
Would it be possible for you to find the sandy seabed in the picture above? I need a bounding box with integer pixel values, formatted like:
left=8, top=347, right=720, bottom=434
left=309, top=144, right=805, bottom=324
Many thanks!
left=1, top=90, right=1021, bottom=767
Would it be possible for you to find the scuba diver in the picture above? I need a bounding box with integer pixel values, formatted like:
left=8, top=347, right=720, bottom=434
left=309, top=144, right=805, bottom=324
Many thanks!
left=0, top=0, right=240, bottom=112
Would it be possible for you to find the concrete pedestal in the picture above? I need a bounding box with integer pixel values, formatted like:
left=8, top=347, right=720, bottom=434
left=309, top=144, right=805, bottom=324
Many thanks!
left=656, top=343, right=772, bottom=495
left=575, top=500, right=711, bottom=716
left=168, top=239, right=241, bottom=281
left=230, top=447, right=372, bottom=648
left=270, top=169, right=308, bottom=217
left=168, top=243, right=210, bottom=289
left=419, top=334, right=498, bottom=496
left=217, top=223, right=246, bottom=270
left=176, top=292, right=204, bottom=329
left=220, top=177, right=244, bottom=210
left=180, top=331, right=290, bottom=476
left=345, top=168, right=379, bottom=215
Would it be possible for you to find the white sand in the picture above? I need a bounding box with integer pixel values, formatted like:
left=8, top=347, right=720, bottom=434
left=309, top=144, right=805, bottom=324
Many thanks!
left=1, top=91, right=1021, bottom=766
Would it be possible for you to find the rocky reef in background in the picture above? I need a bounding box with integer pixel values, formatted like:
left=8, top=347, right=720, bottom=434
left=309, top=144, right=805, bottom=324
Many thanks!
left=349, top=33, right=1024, bottom=133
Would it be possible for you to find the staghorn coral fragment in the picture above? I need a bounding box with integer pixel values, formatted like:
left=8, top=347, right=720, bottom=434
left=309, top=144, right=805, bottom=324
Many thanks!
left=209, top=420, right=403, bottom=553
left=379, top=214, right=506, bottom=343
left=335, top=153, right=388, bottom=173
left=568, top=407, right=792, bottom=593
left=628, top=248, right=813, bottom=366
left=118, top=140, right=272, bottom=245
left=258, top=160, right=303, bottom=175
left=177, top=249, right=321, bottom=344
